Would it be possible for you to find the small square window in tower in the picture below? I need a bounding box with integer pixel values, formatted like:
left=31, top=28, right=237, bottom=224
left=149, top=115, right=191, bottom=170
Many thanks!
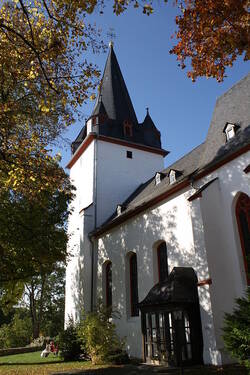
left=127, top=151, right=133, bottom=159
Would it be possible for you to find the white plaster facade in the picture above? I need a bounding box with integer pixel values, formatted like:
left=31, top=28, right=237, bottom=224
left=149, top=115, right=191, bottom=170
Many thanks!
left=65, top=136, right=164, bottom=321
left=65, top=53, right=250, bottom=366
left=93, top=151, right=250, bottom=364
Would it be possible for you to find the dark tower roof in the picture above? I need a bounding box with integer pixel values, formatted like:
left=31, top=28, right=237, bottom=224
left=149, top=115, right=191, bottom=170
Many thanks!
left=71, top=44, right=166, bottom=154
left=92, top=97, right=107, bottom=117
left=92, top=44, right=138, bottom=124
left=141, top=110, right=161, bottom=148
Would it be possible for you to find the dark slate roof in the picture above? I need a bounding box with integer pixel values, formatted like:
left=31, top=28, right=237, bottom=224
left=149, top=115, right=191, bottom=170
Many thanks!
left=199, top=73, right=250, bottom=168
left=71, top=45, right=164, bottom=153
left=71, top=126, right=87, bottom=154
left=101, top=142, right=206, bottom=224
left=92, top=98, right=107, bottom=117
left=92, top=44, right=138, bottom=124
left=92, top=73, right=250, bottom=235
left=139, top=267, right=198, bottom=308
left=141, top=112, right=162, bottom=149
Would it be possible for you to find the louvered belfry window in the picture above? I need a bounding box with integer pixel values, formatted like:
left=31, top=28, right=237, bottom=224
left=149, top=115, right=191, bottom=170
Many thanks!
left=130, top=253, right=139, bottom=316
left=236, top=193, right=250, bottom=285
left=157, top=242, right=168, bottom=283
left=106, top=261, right=112, bottom=308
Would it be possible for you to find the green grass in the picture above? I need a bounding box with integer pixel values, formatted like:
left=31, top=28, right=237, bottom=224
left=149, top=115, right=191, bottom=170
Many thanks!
left=0, top=351, right=61, bottom=364
left=0, top=351, right=99, bottom=374
left=0, top=351, right=248, bottom=375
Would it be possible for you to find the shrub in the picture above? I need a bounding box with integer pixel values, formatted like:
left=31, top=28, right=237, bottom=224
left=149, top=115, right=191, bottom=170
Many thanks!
left=223, top=288, right=250, bottom=373
left=78, top=305, right=128, bottom=365
left=0, top=309, right=32, bottom=349
left=29, top=336, right=46, bottom=348
left=59, top=317, right=82, bottom=361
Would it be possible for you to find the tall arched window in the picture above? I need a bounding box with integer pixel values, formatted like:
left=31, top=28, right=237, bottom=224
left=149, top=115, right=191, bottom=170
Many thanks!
left=130, top=253, right=139, bottom=316
left=236, top=193, right=250, bottom=285
left=105, top=261, right=112, bottom=308
left=157, top=242, right=168, bottom=283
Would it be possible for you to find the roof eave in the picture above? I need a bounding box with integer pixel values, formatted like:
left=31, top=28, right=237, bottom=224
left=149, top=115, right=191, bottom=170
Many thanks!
left=66, top=133, right=97, bottom=169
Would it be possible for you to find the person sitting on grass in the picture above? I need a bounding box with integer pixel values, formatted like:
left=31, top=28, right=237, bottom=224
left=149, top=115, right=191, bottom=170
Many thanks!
left=41, top=342, right=51, bottom=358
left=54, top=343, right=59, bottom=356
left=50, top=340, right=55, bottom=353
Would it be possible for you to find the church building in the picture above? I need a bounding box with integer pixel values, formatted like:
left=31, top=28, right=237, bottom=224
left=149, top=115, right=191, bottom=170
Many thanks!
left=65, top=43, right=250, bottom=367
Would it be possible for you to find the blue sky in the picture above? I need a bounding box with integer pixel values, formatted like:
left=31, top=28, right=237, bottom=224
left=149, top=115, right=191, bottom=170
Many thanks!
left=59, top=3, right=250, bottom=170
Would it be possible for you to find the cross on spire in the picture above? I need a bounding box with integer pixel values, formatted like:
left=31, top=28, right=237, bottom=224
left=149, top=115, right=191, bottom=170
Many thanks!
left=107, top=28, right=116, bottom=47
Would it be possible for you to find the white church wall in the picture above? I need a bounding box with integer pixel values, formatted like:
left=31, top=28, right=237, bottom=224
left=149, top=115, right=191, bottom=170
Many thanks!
left=197, top=151, right=250, bottom=364
left=95, top=150, right=250, bottom=364
left=189, top=198, right=219, bottom=365
left=96, top=140, right=164, bottom=226
left=70, top=140, right=95, bottom=212
left=66, top=138, right=165, bottom=323
left=79, top=204, right=95, bottom=313
left=65, top=211, right=82, bottom=324
left=65, top=141, right=96, bottom=323
left=96, top=188, right=199, bottom=359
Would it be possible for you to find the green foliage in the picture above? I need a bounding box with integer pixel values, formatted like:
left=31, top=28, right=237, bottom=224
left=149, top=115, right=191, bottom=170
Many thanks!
left=59, top=318, right=82, bottom=362
left=40, top=265, right=65, bottom=338
left=78, top=305, right=128, bottom=365
left=0, top=186, right=73, bottom=313
left=0, top=309, right=32, bottom=349
left=223, top=288, right=250, bottom=373
left=23, top=263, right=66, bottom=339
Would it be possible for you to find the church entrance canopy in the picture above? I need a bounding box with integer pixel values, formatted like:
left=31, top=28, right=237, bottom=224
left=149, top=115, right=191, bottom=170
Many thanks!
left=138, top=267, right=203, bottom=367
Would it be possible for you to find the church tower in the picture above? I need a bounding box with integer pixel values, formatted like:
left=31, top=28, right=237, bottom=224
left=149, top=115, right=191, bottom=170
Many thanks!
left=65, top=44, right=168, bottom=322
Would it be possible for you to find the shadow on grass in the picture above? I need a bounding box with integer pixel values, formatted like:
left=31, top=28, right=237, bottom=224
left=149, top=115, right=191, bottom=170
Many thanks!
left=49, top=365, right=140, bottom=375
left=0, top=360, right=63, bottom=366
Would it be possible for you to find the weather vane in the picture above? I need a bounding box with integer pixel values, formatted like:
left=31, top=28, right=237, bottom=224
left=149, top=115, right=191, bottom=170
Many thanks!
left=107, top=28, right=116, bottom=47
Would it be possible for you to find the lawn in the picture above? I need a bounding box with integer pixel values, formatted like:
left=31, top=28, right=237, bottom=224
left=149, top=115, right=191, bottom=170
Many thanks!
left=0, top=351, right=248, bottom=375
left=0, top=351, right=102, bottom=375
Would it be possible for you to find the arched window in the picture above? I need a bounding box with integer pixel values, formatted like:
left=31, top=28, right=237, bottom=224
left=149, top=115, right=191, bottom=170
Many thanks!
left=130, top=253, right=139, bottom=316
left=105, top=261, right=112, bottom=308
left=236, top=193, right=250, bottom=285
left=157, top=242, right=168, bottom=283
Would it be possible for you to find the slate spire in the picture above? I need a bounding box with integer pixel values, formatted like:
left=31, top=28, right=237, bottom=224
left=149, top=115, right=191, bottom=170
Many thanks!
left=92, top=44, right=138, bottom=124
left=71, top=45, right=166, bottom=155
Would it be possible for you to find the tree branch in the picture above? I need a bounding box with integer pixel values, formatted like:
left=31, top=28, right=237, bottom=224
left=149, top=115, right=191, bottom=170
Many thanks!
left=19, top=0, right=35, bottom=46
left=0, top=21, right=59, bottom=94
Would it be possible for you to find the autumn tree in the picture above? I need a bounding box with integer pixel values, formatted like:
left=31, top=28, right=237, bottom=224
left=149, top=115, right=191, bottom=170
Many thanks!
left=169, top=0, right=249, bottom=82
left=112, top=0, right=249, bottom=82
left=0, top=0, right=104, bottom=198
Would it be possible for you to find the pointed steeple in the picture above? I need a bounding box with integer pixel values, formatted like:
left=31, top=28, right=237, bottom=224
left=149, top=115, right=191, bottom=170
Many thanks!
left=70, top=45, right=168, bottom=156
left=92, top=44, right=138, bottom=124
left=141, top=108, right=161, bottom=149
left=92, top=95, right=107, bottom=117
